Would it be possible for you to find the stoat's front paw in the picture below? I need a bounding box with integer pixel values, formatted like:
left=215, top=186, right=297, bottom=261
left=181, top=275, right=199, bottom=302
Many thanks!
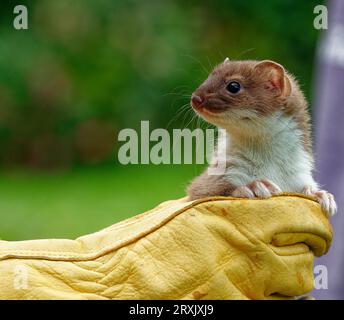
left=232, top=179, right=282, bottom=199
left=303, top=186, right=337, bottom=217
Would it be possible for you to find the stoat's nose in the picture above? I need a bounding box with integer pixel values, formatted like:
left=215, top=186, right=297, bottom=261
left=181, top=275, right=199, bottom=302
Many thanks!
left=191, top=94, right=204, bottom=109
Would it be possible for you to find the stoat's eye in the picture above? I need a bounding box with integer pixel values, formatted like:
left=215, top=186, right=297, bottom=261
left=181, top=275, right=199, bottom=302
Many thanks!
left=226, top=81, right=241, bottom=94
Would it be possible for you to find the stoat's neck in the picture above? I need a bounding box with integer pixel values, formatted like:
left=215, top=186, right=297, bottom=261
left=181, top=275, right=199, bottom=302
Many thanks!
left=224, top=114, right=309, bottom=162
left=216, top=113, right=316, bottom=192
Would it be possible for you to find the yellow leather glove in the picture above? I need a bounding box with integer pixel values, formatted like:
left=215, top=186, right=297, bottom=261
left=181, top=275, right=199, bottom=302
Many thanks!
left=0, top=194, right=332, bottom=300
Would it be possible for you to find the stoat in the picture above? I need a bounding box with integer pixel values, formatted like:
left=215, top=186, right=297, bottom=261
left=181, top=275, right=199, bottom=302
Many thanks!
left=187, top=59, right=337, bottom=217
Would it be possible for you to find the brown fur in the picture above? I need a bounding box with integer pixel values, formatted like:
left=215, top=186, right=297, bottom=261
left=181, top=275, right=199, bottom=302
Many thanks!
left=187, top=169, right=236, bottom=199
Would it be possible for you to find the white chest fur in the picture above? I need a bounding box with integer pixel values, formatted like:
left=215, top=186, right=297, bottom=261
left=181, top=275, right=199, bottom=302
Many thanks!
left=218, top=115, right=317, bottom=192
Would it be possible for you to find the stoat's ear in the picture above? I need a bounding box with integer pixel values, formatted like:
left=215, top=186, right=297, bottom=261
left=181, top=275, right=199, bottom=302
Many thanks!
left=254, top=60, right=291, bottom=97
left=223, top=57, right=230, bottom=63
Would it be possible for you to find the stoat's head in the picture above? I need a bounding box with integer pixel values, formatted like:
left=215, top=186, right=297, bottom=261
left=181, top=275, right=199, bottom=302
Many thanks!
left=190, top=59, right=304, bottom=135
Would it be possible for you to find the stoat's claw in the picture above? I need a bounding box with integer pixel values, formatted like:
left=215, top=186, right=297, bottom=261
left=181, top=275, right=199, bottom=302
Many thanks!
left=232, top=179, right=282, bottom=199
left=303, top=186, right=337, bottom=217
left=315, top=190, right=337, bottom=217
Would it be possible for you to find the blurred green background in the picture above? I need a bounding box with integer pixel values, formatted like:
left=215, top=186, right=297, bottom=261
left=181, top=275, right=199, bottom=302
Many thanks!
left=0, top=0, right=323, bottom=240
